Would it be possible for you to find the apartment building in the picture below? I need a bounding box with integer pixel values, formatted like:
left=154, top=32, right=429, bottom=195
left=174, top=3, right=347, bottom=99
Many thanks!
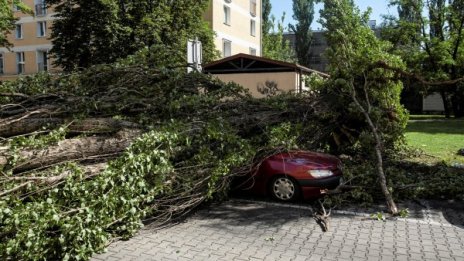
left=0, top=0, right=56, bottom=80
left=203, top=0, right=261, bottom=57
left=0, top=0, right=261, bottom=80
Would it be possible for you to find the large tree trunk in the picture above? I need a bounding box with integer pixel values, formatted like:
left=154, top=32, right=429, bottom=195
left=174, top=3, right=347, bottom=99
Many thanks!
left=451, top=91, right=464, bottom=118
left=0, top=129, right=141, bottom=173
left=0, top=118, right=139, bottom=138
left=440, top=91, right=452, bottom=118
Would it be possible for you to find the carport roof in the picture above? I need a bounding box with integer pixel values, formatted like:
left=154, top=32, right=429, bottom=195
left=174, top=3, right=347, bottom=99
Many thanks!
left=203, top=53, right=329, bottom=78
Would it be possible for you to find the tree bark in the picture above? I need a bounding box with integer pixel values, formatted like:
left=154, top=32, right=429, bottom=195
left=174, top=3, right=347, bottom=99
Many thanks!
left=1, top=129, right=141, bottom=173
left=451, top=91, right=464, bottom=118
left=440, top=91, right=451, bottom=118
left=0, top=117, right=139, bottom=138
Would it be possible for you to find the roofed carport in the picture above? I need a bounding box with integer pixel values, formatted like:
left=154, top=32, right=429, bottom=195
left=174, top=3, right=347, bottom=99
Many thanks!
left=203, top=53, right=328, bottom=97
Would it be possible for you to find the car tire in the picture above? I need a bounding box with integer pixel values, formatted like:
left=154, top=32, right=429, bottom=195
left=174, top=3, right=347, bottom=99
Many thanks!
left=270, top=175, right=301, bottom=201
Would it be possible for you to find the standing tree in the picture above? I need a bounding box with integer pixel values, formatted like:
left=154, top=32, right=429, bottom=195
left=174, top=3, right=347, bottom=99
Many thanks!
left=49, top=0, right=125, bottom=71
left=385, top=0, right=464, bottom=117
left=262, top=0, right=272, bottom=40
left=262, top=12, right=296, bottom=62
left=48, top=0, right=216, bottom=71
left=289, top=0, right=315, bottom=67
left=320, top=0, right=408, bottom=215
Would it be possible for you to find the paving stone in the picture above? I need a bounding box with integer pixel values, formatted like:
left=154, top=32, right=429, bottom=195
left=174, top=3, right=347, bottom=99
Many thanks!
left=91, top=200, right=464, bottom=261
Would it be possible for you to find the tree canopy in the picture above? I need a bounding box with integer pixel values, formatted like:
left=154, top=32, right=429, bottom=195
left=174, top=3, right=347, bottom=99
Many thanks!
left=289, top=0, right=315, bottom=67
left=383, top=0, right=464, bottom=117
left=320, top=0, right=408, bottom=214
left=262, top=0, right=272, bottom=39
left=262, top=13, right=296, bottom=62
left=48, top=0, right=217, bottom=71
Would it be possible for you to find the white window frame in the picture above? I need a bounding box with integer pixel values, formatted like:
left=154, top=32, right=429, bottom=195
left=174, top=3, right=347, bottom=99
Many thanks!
left=250, top=19, right=256, bottom=36
left=223, top=5, right=231, bottom=25
left=16, top=52, right=25, bottom=74
left=250, top=0, right=257, bottom=17
left=249, top=48, right=257, bottom=56
left=0, top=53, right=4, bottom=75
left=37, top=21, right=47, bottom=37
left=223, top=39, right=231, bottom=57
left=15, top=24, right=23, bottom=39
left=37, top=50, right=49, bottom=72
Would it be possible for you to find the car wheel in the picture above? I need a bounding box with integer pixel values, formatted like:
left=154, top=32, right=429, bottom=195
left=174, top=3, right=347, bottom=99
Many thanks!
left=270, top=176, right=300, bottom=201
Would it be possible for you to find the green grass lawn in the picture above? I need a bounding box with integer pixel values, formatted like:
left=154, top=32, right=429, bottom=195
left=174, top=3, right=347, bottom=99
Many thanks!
left=405, top=117, right=464, bottom=164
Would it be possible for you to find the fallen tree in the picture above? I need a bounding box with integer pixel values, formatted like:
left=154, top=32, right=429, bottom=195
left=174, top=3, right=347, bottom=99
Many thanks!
left=0, top=117, right=139, bottom=138
left=0, top=66, right=335, bottom=260
left=2, top=129, right=141, bottom=173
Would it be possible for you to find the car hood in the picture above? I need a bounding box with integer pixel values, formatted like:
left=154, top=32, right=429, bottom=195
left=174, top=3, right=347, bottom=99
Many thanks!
left=271, top=151, right=341, bottom=169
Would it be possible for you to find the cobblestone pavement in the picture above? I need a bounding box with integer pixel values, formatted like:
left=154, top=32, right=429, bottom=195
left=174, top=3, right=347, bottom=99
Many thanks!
left=92, top=199, right=464, bottom=261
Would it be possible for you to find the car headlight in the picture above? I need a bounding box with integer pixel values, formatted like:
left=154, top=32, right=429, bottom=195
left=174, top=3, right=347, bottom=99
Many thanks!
left=308, top=169, right=334, bottom=178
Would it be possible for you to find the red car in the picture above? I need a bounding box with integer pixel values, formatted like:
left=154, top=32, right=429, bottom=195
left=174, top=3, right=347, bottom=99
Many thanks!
left=234, top=150, right=343, bottom=201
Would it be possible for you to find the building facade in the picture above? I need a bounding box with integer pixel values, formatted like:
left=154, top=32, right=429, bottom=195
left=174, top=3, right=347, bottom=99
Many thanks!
left=0, top=0, right=56, bottom=80
left=284, top=30, right=328, bottom=73
left=203, top=0, right=261, bottom=58
left=0, top=0, right=261, bottom=80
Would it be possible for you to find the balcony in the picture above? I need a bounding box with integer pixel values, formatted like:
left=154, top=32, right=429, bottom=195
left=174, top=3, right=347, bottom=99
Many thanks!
left=35, top=4, right=47, bottom=16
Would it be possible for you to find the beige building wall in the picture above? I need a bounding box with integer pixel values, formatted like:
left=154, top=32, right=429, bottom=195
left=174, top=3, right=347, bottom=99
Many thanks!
left=0, top=0, right=56, bottom=80
left=205, top=0, right=261, bottom=57
left=214, top=72, right=298, bottom=98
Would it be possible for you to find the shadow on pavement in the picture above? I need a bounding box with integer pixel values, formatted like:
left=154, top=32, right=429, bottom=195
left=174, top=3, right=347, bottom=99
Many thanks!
left=191, top=197, right=464, bottom=232
left=428, top=200, right=464, bottom=229
left=192, top=199, right=313, bottom=232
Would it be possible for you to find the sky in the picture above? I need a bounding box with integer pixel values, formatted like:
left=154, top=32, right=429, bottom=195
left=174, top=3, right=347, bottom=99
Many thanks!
left=270, top=0, right=396, bottom=31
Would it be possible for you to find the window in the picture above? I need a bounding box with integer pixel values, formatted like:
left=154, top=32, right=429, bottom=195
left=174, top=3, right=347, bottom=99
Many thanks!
left=15, top=24, right=23, bottom=39
left=223, top=39, right=231, bottom=57
left=249, top=48, right=257, bottom=56
left=37, top=50, right=48, bottom=72
left=250, top=0, right=257, bottom=17
left=16, top=52, right=25, bottom=74
left=223, top=5, right=231, bottom=25
left=250, top=19, right=256, bottom=36
left=37, top=21, right=47, bottom=37
left=35, top=0, right=46, bottom=16
left=0, top=53, right=4, bottom=75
